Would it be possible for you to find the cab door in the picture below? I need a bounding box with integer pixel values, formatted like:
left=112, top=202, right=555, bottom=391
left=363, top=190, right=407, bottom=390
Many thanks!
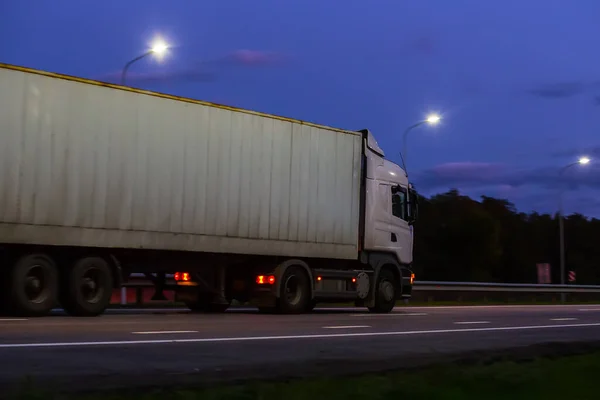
left=389, top=185, right=413, bottom=265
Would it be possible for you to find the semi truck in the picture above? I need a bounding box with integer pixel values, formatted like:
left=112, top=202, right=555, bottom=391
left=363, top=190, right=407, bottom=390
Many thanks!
left=0, top=63, right=418, bottom=317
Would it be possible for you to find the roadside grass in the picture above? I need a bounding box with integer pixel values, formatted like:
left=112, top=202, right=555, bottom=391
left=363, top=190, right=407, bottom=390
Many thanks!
left=11, top=350, right=600, bottom=399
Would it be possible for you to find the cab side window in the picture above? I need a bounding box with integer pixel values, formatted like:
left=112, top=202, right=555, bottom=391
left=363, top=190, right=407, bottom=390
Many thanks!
left=391, top=186, right=407, bottom=221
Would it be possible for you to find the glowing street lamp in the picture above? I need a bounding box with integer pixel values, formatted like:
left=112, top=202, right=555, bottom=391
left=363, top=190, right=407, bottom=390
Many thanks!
left=578, top=156, right=590, bottom=165
left=425, top=113, right=441, bottom=125
left=401, top=113, right=442, bottom=174
left=558, top=156, right=591, bottom=301
left=120, top=38, right=170, bottom=86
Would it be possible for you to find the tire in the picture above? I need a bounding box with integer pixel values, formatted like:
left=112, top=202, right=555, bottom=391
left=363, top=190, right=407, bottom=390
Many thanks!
left=368, top=268, right=398, bottom=313
left=277, top=265, right=311, bottom=314
left=6, top=254, right=58, bottom=317
left=61, top=257, right=113, bottom=317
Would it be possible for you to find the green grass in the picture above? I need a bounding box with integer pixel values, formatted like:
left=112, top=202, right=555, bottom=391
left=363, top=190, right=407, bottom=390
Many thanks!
left=11, top=350, right=600, bottom=400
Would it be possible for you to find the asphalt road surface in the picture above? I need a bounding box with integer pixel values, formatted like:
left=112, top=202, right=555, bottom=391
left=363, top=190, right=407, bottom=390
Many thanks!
left=2, top=304, right=600, bottom=392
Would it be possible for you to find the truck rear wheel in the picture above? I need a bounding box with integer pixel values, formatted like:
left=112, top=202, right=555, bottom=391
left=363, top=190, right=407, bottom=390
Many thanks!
left=61, top=257, right=113, bottom=317
left=6, top=254, right=58, bottom=317
left=368, top=269, right=397, bottom=313
left=277, top=265, right=311, bottom=314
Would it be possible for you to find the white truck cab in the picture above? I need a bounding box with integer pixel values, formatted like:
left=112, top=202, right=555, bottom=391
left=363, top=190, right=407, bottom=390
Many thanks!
left=362, top=130, right=416, bottom=266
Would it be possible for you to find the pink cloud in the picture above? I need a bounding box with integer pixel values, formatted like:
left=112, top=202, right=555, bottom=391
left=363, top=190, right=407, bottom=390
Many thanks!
left=416, top=161, right=600, bottom=191
left=429, top=162, right=505, bottom=178
left=95, top=49, right=288, bottom=85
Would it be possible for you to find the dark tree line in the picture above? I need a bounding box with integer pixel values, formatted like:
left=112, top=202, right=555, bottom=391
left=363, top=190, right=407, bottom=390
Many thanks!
left=412, top=189, right=600, bottom=285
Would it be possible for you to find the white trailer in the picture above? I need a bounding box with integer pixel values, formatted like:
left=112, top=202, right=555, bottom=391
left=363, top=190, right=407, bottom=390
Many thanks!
left=0, top=63, right=418, bottom=317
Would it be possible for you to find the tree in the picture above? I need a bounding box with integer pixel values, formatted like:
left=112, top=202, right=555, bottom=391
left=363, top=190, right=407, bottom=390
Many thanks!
left=412, top=189, right=600, bottom=284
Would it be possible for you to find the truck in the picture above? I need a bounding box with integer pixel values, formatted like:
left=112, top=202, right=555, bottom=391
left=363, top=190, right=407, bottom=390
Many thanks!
left=0, top=62, right=419, bottom=317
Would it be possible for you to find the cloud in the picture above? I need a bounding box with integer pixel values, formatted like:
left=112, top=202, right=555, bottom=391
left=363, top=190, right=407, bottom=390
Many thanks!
left=551, top=145, right=600, bottom=159
left=526, top=81, right=600, bottom=105
left=527, top=81, right=586, bottom=98
left=97, top=70, right=217, bottom=85
left=415, top=161, right=600, bottom=191
left=96, top=49, right=287, bottom=85
left=217, top=49, right=288, bottom=67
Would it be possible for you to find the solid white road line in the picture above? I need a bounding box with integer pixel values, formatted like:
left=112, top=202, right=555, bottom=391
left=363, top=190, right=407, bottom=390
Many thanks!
left=322, top=325, right=370, bottom=329
left=1, top=322, right=599, bottom=349
left=132, top=331, right=198, bottom=335
left=453, top=321, right=490, bottom=325
left=578, top=308, right=600, bottom=312
left=94, top=304, right=596, bottom=315
left=550, top=318, right=578, bottom=321
left=351, top=313, right=428, bottom=317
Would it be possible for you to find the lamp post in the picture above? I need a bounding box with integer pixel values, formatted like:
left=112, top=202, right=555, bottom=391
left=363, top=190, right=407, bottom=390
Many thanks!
left=121, top=39, right=169, bottom=86
left=558, top=156, right=590, bottom=302
left=401, top=113, right=441, bottom=174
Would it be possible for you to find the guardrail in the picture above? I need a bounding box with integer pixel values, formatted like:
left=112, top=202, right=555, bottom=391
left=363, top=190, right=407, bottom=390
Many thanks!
left=414, top=281, right=600, bottom=293
left=116, top=274, right=600, bottom=305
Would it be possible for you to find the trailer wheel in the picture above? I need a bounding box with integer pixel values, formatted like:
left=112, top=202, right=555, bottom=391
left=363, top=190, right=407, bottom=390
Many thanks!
left=277, top=265, right=311, bottom=314
left=368, top=268, right=397, bottom=313
left=61, top=257, right=113, bottom=317
left=6, top=254, right=58, bottom=317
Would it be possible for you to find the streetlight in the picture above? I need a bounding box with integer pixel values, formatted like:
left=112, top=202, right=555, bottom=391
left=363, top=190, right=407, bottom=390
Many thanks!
left=120, top=38, right=170, bottom=86
left=558, top=156, right=590, bottom=302
left=401, top=113, right=441, bottom=174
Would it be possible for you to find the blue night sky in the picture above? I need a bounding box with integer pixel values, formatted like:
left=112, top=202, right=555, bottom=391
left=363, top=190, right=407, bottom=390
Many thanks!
left=2, top=1, right=600, bottom=216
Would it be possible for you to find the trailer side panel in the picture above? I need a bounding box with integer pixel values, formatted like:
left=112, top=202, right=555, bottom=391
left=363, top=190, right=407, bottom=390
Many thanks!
left=0, top=66, right=362, bottom=259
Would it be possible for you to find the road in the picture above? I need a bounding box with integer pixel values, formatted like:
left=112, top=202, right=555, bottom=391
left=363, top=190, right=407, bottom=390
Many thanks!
left=1, top=304, right=600, bottom=392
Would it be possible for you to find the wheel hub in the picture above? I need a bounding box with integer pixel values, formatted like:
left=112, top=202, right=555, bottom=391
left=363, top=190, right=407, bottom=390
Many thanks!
left=284, top=276, right=302, bottom=306
left=24, top=265, right=48, bottom=303
left=381, top=281, right=394, bottom=302
left=80, top=269, right=103, bottom=303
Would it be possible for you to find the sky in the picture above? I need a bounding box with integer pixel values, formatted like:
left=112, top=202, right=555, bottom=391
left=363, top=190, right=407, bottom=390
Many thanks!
left=2, top=0, right=600, bottom=217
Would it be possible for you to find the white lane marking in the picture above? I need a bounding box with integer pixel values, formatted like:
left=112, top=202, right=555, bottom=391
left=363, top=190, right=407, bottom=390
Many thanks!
left=132, top=330, right=198, bottom=335
left=322, top=325, right=370, bottom=329
left=0, top=319, right=28, bottom=322
left=404, top=305, right=591, bottom=310
left=550, top=318, right=578, bottom=321
left=454, top=321, right=490, bottom=325
left=1, top=323, right=600, bottom=349
left=94, top=304, right=597, bottom=315
left=351, top=312, right=428, bottom=317
left=579, top=308, right=600, bottom=312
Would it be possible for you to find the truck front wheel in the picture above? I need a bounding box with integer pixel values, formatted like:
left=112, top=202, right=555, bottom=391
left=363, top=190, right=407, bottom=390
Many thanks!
left=368, top=269, right=397, bottom=313
left=61, top=257, right=114, bottom=317
left=6, top=253, right=58, bottom=317
left=277, top=265, right=311, bottom=314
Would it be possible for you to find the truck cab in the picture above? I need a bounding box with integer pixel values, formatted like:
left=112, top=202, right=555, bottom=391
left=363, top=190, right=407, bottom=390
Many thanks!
left=361, top=129, right=417, bottom=265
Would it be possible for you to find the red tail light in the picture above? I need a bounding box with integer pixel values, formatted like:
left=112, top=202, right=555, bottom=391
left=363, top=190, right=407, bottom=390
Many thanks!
left=174, top=272, right=191, bottom=282
left=256, top=275, right=275, bottom=285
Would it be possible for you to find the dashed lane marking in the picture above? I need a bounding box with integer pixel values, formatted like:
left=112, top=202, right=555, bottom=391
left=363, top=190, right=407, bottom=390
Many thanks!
left=322, top=325, right=371, bottom=329
left=350, top=313, right=428, bottom=317
left=132, top=331, right=198, bottom=335
left=453, top=321, right=490, bottom=325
